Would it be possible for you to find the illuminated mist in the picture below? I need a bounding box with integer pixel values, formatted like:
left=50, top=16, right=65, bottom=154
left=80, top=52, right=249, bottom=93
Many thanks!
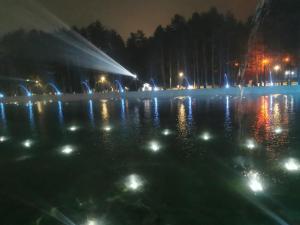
left=1, top=0, right=135, bottom=77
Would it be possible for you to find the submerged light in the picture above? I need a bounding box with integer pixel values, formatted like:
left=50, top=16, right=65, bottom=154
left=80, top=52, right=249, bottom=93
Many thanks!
left=284, top=158, right=300, bottom=172
left=103, top=126, right=112, bottom=132
left=247, top=171, right=264, bottom=193
left=274, top=127, right=283, bottom=134
left=61, top=145, right=74, bottom=155
left=149, top=141, right=160, bottom=152
left=68, top=126, right=79, bottom=132
left=246, top=139, right=256, bottom=150
left=22, top=139, right=33, bottom=148
left=124, top=174, right=144, bottom=191
left=201, top=132, right=211, bottom=141
left=162, top=129, right=171, bottom=136
left=0, top=136, right=8, bottom=142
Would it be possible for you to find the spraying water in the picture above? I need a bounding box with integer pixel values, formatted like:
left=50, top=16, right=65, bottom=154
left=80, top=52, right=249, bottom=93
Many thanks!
left=48, top=83, right=62, bottom=95
left=3, top=0, right=135, bottom=78
left=81, top=81, right=92, bottom=94
left=115, top=80, right=124, bottom=93
left=224, top=74, right=230, bottom=88
left=18, top=84, right=32, bottom=97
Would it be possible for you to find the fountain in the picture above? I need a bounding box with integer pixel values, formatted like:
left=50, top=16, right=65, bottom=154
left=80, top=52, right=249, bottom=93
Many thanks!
left=150, top=79, right=159, bottom=91
left=115, top=80, right=124, bottom=93
left=18, top=84, right=32, bottom=97
left=81, top=81, right=93, bottom=94
left=48, top=83, right=62, bottom=96
left=224, top=74, right=230, bottom=88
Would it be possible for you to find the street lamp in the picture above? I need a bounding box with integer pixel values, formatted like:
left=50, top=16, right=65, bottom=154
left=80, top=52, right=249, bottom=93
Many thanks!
left=100, top=76, right=106, bottom=83
left=179, top=72, right=184, bottom=78
left=274, top=65, right=281, bottom=72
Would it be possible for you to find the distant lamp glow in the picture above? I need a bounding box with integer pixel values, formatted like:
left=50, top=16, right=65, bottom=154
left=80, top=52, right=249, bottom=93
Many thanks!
left=274, top=65, right=281, bottom=72
left=248, top=171, right=264, bottom=193
left=179, top=72, right=184, bottom=78
left=274, top=127, right=283, bottom=134
left=225, top=83, right=230, bottom=89
left=68, top=126, right=79, bottom=132
left=125, top=174, right=144, bottom=191
left=61, top=145, right=74, bottom=155
left=246, top=139, right=256, bottom=150
left=23, top=139, right=33, bottom=148
left=162, top=129, right=171, bottom=136
left=149, top=141, right=160, bottom=152
left=201, top=132, right=211, bottom=141
left=0, top=93, right=4, bottom=98
left=283, top=57, right=290, bottom=63
left=284, top=158, right=300, bottom=172
left=187, top=85, right=194, bottom=90
left=0, top=136, right=8, bottom=142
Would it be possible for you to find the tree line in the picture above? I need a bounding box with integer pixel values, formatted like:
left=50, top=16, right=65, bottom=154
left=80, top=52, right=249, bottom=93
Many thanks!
left=0, top=0, right=299, bottom=94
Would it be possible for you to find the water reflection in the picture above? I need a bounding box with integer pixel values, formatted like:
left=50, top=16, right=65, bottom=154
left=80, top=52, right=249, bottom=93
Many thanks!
left=121, top=98, right=125, bottom=121
left=153, top=97, right=160, bottom=127
left=224, top=96, right=232, bottom=134
left=88, top=100, right=95, bottom=126
left=27, top=101, right=35, bottom=130
left=101, top=101, right=109, bottom=122
left=187, top=97, right=193, bottom=126
left=0, top=103, right=7, bottom=128
left=57, top=101, right=64, bottom=125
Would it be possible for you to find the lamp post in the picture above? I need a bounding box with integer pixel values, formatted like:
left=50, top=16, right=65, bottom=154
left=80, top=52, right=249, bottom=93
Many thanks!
left=273, top=64, right=281, bottom=86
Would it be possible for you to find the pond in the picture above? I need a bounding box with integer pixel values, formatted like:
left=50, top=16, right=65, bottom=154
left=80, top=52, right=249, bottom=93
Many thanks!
left=0, top=94, right=299, bottom=225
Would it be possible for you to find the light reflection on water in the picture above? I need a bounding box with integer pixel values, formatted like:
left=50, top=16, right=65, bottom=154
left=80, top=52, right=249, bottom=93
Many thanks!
left=1, top=95, right=300, bottom=225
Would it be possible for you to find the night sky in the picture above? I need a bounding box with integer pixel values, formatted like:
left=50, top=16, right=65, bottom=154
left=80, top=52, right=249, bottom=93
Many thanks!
left=1, top=0, right=258, bottom=38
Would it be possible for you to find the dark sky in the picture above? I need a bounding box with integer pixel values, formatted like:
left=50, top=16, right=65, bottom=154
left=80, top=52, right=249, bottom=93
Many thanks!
left=1, top=0, right=258, bottom=38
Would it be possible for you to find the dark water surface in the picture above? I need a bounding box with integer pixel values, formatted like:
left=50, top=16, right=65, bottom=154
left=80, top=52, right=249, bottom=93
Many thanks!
left=1, top=95, right=300, bottom=225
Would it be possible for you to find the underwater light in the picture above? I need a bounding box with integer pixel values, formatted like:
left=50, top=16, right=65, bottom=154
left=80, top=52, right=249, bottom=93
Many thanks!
left=125, top=174, right=144, bottom=191
left=246, top=139, right=256, bottom=150
left=274, top=127, right=283, bottom=134
left=23, top=139, right=33, bottom=148
left=103, top=126, right=112, bottom=132
left=149, top=141, right=160, bottom=152
left=0, top=136, right=8, bottom=142
left=201, top=132, right=211, bottom=141
left=247, top=171, right=264, bottom=193
left=284, top=158, right=300, bottom=172
left=61, top=145, right=74, bottom=155
left=162, top=129, right=171, bottom=136
left=68, top=126, right=78, bottom=132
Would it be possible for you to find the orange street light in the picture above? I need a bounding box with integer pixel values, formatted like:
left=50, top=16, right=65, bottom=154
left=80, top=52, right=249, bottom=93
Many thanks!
left=262, top=59, right=270, bottom=65
left=283, top=57, right=290, bottom=63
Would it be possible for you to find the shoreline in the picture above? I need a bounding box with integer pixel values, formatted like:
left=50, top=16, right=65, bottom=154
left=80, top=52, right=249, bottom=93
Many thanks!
left=2, top=86, right=300, bottom=104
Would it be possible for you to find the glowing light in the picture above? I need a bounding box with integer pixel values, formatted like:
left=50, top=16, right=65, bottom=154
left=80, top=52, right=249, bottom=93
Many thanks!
left=179, top=72, right=184, bottom=78
left=225, top=84, right=230, bottom=89
left=274, top=127, right=283, bottom=134
left=162, top=129, right=171, bottom=136
left=0, top=93, right=4, bottom=98
left=68, top=126, right=79, bottom=132
left=187, top=85, right=194, bottom=90
left=246, top=139, right=256, bottom=150
left=22, top=140, right=33, bottom=148
left=125, top=174, right=144, bottom=191
left=201, top=132, right=211, bottom=141
left=142, top=83, right=152, bottom=92
left=86, top=220, right=97, bottom=225
left=100, top=76, right=106, bottom=83
left=274, top=65, right=281, bottom=72
left=153, top=87, right=160, bottom=91
left=0, top=136, right=8, bottom=142
left=103, top=126, right=112, bottom=132
left=149, top=141, right=160, bottom=152
left=247, top=171, right=264, bottom=193
left=284, top=158, right=300, bottom=172
left=61, top=145, right=74, bottom=155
